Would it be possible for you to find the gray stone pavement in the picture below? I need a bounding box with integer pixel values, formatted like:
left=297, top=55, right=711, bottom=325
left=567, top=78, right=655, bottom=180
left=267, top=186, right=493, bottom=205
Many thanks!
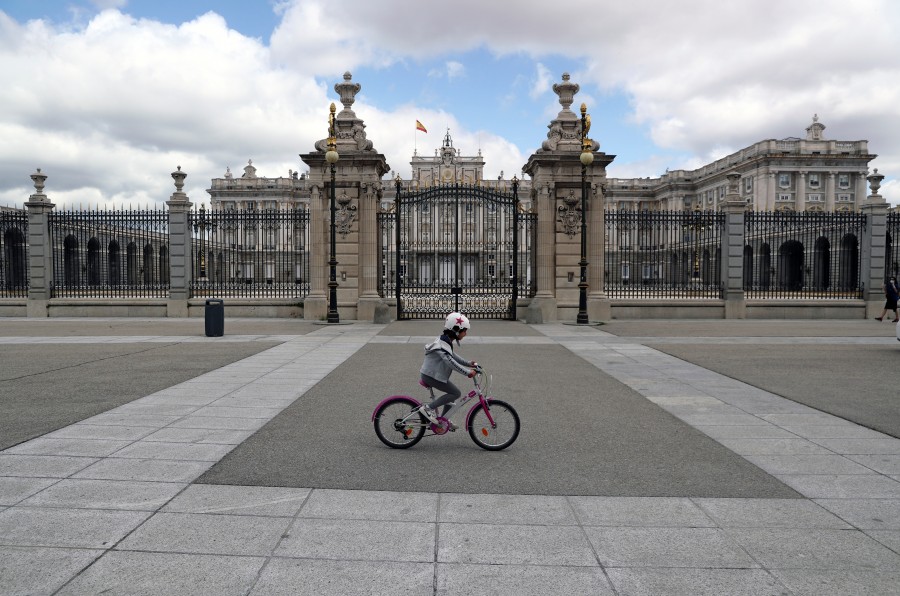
left=1, top=317, right=899, bottom=595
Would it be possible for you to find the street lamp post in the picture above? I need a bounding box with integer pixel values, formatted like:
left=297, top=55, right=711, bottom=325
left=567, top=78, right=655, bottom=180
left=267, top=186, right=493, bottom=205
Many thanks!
left=325, top=103, right=340, bottom=323
left=577, top=103, right=594, bottom=325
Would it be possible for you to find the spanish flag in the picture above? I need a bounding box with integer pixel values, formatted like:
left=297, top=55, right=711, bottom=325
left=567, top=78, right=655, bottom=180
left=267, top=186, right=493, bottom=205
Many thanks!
left=416, top=120, right=427, bottom=133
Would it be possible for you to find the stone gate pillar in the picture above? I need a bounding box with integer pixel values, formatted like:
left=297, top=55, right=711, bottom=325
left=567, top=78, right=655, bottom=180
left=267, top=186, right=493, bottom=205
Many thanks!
left=166, top=166, right=192, bottom=317
left=300, top=72, right=390, bottom=321
left=25, top=169, right=54, bottom=317
left=860, top=169, right=888, bottom=317
left=721, top=172, right=747, bottom=319
left=522, top=73, right=614, bottom=322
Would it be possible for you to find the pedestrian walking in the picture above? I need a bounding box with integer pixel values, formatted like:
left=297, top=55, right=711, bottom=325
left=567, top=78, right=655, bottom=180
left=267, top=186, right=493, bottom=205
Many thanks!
left=875, top=276, right=900, bottom=322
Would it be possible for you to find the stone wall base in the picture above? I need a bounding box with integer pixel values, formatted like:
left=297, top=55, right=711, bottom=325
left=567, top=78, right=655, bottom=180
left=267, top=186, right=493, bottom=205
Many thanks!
left=0, top=297, right=871, bottom=321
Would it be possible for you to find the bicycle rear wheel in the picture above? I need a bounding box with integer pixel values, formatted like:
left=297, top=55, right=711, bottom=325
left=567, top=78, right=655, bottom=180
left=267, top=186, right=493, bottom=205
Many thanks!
left=467, top=399, right=520, bottom=451
left=373, top=397, right=426, bottom=449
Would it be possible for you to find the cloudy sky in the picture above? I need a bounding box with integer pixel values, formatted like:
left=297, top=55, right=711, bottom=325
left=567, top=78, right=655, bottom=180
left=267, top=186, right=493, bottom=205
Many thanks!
left=1, top=0, right=898, bottom=208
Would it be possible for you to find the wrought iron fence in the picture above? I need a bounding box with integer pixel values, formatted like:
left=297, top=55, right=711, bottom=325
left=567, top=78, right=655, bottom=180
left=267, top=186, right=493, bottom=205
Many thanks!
left=887, top=212, right=900, bottom=281
left=604, top=210, right=724, bottom=298
left=744, top=211, right=865, bottom=299
left=1, top=210, right=28, bottom=297
left=189, top=206, right=310, bottom=299
left=377, top=209, right=396, bottom=300
left=377, top=183, right=537, bottom=319
left=49, top=208, right=169, bottom=298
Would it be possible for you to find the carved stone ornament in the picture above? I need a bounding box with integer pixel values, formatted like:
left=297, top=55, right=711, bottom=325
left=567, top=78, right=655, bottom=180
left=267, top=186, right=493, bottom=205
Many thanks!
left=336, top=193, right=358, bottom=238
left=557, top=190, right=582, bottom=238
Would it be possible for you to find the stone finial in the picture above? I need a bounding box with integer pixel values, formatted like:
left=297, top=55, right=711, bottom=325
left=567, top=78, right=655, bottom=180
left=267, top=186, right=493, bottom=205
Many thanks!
left=313, top=72, right=375, bottom=154
left=552, top=72, right=579, bottom=113
left=335, top=71, right=361, bottom=115
left=805, top=114, right=826, bottom=141
left=540, top=73, right=596, bottom=152
left=172, top=166, right=186, bottom=191
left=868, top=168, right=884, bottom=195
left=30, top=168, right=47, bottom=196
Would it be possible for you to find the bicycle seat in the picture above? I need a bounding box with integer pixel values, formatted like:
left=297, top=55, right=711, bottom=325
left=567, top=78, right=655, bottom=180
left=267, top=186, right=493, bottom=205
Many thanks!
left=419, top=379, right=431, bottom=389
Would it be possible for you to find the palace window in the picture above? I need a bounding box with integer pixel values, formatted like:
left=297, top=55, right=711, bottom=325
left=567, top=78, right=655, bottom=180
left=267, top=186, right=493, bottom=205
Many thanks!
left=838, top=174, right=851, bottom=189
left=778, top=173, right=791, bottom=188
left=809, top=173, right=820, bottom=188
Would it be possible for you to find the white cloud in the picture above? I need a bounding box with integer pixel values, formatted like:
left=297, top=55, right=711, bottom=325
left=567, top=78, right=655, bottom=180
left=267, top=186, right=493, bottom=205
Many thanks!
left=530, top=63, right=552, bottom=100
left=445, top=61, right=465, bottom=80
left=1, top=0, right=899, bottom=207
left=427, top=60, right=465, bottom=81
left=0, top=9, right=333, bottom=206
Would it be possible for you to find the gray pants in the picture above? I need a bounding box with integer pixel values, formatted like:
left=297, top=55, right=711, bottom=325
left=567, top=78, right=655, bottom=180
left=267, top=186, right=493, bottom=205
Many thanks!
left=421, top=374, right=461, bottom=414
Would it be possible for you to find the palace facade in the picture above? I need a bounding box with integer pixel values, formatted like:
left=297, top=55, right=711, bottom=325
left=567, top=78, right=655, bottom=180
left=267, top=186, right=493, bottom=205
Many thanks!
left=208, top=115, right=875, bottom=215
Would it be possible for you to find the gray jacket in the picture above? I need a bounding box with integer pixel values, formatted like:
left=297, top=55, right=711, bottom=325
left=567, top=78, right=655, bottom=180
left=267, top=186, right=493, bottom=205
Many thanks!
left=419, top=335, right=473, bottom=383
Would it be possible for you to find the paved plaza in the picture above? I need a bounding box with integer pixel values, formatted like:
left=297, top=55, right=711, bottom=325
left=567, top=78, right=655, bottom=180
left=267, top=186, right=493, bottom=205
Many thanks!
left=1, top=317, right=900, bottom=595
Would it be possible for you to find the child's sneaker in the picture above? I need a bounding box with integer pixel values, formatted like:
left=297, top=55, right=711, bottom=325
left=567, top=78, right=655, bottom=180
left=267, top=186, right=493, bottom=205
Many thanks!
left=420, top=405, right=438, bottom=422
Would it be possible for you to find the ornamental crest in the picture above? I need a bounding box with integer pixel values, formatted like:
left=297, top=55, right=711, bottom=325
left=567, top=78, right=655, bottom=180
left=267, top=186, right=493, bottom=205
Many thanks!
left=557, top=190, right=582, bottom=238
left=337, top=193, right=357, bottom=238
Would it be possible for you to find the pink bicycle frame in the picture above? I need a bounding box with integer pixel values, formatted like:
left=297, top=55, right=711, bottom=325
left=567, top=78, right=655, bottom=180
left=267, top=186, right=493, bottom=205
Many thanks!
left=371, top=388, right=496, bottom=429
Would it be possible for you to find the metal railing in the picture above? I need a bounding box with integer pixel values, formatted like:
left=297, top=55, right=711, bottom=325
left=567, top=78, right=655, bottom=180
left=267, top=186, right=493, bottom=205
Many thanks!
left=604, top=210, right=724, bottom=298
left=49, top=208, right=169, bottom=298
left=189, top=206, right=310, bottom=298
left=744, top=211, right=865, bottom=299
left=887, top=212, right=900, bottom=281
left=377, top=182, right=537, bottom=319
left=1, top=210, right=29, bottom=297
left=32, top=204, right=882, bottom=307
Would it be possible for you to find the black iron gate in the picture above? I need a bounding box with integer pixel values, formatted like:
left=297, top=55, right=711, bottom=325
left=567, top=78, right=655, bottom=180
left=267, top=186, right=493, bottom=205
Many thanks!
left=378, top=180, right=536, bottom=320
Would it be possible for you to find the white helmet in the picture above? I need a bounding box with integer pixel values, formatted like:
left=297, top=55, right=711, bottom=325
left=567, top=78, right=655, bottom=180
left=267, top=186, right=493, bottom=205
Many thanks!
left=444, top=312, right=471, bottom=333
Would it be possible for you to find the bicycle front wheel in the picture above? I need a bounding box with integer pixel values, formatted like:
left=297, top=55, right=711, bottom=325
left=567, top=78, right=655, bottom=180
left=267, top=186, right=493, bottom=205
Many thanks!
left=467, top=399, right=520, bottom=451
left=373, top=397, right=426, bottom=449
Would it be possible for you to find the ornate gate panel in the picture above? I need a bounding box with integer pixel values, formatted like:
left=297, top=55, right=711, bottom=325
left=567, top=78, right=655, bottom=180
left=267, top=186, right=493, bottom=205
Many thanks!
left=379, top=180, right=535, bottom=320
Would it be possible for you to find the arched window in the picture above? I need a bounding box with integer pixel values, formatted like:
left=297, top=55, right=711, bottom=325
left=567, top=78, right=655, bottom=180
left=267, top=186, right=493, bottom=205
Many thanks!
left=779, top=240, right=804, bottom=291
left=3, top=228, right=27, bottom=289
left=743, top=245, right=753, bottom=289
left=839, top=234, right=859, bottom=291
left=158, top=245, right=169, bottom=285
left=759, top=243, right=772, bottom=289
left=108, top=240, right=121, bottom=286
left=87, top=238, right=101, bottom=285
left=127, top=242, right=138, bottom=285
left=813, top=237, right=830, bottom=290
left=143, top=244, right=154, bottom=284
left=701, top=248, right=713, bottom=283
left=64, top=235, right=80, bottom=285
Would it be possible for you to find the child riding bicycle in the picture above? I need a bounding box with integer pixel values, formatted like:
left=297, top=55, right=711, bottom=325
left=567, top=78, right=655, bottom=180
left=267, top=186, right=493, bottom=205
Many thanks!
left=419, top=312, right=479, bottom=426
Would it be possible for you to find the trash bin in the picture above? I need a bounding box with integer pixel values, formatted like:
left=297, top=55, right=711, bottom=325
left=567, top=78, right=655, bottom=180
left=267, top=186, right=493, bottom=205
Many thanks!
left=204, top=299, right=224, bottom=337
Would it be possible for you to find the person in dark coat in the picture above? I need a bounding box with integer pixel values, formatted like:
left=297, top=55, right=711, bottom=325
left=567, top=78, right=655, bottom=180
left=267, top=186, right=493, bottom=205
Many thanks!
left=875, top=276, right=900, bottom=322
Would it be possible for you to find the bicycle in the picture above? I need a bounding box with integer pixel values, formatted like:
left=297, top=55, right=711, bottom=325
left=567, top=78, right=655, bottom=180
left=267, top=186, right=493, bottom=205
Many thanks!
left=371, top=367, right=520, bottom=451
